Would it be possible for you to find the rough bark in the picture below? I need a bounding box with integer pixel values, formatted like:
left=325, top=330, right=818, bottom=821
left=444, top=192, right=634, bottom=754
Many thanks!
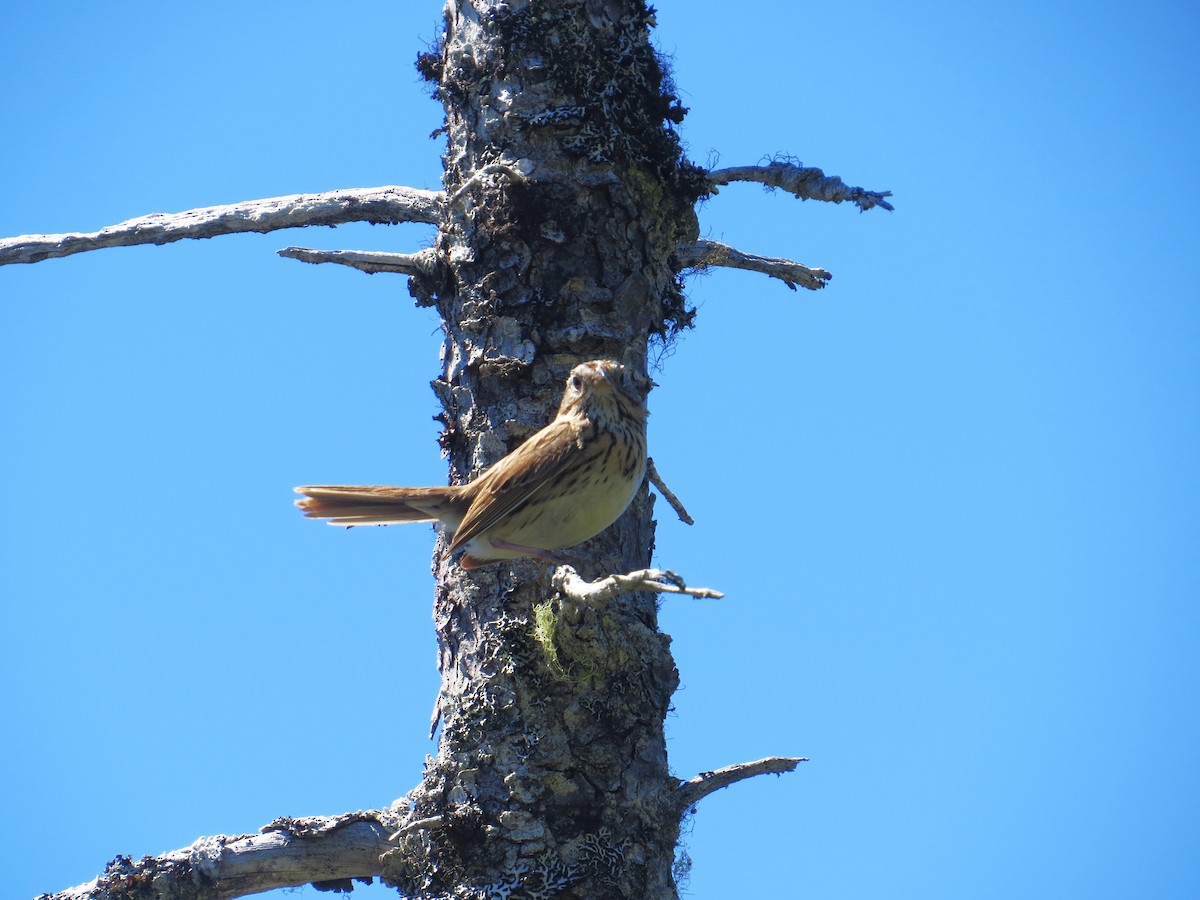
left=381, top=3, right=703, bottom=898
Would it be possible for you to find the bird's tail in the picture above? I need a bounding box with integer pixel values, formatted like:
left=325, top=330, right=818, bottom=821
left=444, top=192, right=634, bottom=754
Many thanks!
left=294, top=485, right=465, bottom=527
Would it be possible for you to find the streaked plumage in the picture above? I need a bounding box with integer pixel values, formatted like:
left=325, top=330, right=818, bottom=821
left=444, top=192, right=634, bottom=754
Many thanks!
left=295, top=359, right=648, bottom=568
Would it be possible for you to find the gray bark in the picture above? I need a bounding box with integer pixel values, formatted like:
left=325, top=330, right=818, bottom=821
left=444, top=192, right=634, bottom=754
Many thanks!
left=384, top=2, right=703, bottom=897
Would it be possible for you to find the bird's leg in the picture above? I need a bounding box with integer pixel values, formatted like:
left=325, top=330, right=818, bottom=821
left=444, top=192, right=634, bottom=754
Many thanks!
left=488, top=538, right=574, bottom=566
left=457, top=539, right=577, bottom=570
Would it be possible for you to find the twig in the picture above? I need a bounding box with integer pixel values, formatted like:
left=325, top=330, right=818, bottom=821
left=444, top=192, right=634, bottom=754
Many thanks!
left=647, top=457, right=693, bottom=525
left=389, top=815, right=446, bottom=841
left=0, top=185, right=444, bottom=266
left=709, top=162, right=893, bottom=212
left=278, top=246, right=439, bottom=276
left=676, top=239, right=831, bottom=291
left=448, top=163, right=528, bottom=206
left=552, top=566, right=723, bottom=602
left=677, top=757, right=809, bottom=811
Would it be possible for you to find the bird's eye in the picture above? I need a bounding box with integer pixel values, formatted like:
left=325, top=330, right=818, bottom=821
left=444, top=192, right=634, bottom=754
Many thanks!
left=570, top=373, right=583, bottom=391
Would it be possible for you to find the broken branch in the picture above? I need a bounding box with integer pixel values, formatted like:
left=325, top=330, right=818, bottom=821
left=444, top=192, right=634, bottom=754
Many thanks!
left=278, top=246, right=439, bottom=276
left=0, top=185, right=443, bottom=266
left=710, top=162, right=893, bottom=212
left=677, top=757, right=809, bottom=811
left=552, top=566, right=723, bottom=602
left=647, top=457, right=694, bottom=525
left=676, top=239, right=831, bottom=291
left=40, top=811, right=399, bottom=900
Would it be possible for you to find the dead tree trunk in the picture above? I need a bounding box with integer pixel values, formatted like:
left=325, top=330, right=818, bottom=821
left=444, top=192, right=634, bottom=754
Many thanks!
left=387, top=3, right=703, bottom=897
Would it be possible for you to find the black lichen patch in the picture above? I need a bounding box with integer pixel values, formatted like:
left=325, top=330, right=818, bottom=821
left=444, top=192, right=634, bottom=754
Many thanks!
left=427, top=0, right=709, bottom=342
left=489, top=1, right=701, bottom=197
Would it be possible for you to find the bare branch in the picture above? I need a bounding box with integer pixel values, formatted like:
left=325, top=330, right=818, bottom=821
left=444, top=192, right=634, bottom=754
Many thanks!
left=0, top=186, right=443, bottom=267
left=677, top=757, right=809, bottom=812
left=710, top=162, right=894, bottom=212
left=278, top=246, right=439, bottom=276
left=676, top=239, right=831, bottom=291
left=647, top=457, right=694, bottom=525
left=40, top=812, right=399, bottom=900
left=552, top=565, right=723, bottom=602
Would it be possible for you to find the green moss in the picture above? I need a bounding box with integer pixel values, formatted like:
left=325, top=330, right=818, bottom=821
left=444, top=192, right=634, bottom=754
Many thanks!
left=532, top=599, right=647, bottom=687
left=530, top=600, right=570, bottom=681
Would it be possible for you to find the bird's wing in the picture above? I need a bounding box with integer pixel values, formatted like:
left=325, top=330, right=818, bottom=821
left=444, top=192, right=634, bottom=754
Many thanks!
left=449, top=416, right=586, bottom=553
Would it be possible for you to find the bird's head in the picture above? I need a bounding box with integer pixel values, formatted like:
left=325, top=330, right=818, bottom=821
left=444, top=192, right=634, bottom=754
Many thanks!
left=557, top=359, right=649, bottom=423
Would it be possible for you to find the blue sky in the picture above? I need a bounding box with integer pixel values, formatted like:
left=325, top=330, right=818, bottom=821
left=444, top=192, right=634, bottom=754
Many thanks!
left=2, top=2, right=1197, bottom=898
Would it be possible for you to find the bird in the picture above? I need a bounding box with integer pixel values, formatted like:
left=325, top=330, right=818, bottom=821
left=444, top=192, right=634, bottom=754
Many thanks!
left=295, top=359, right=648, bottom=569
